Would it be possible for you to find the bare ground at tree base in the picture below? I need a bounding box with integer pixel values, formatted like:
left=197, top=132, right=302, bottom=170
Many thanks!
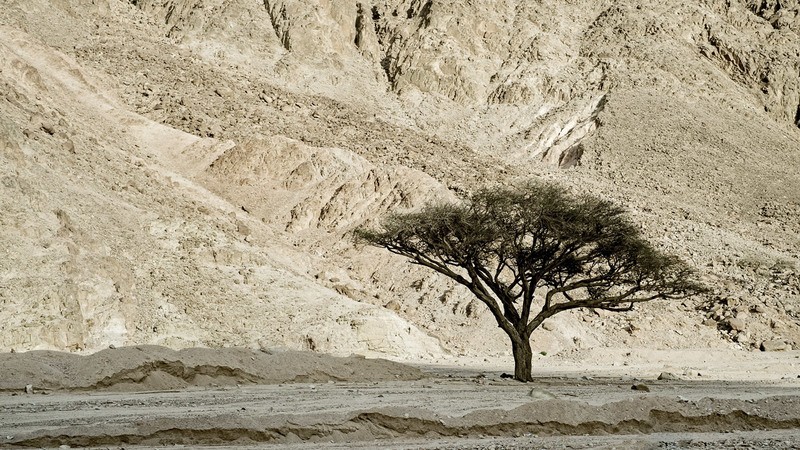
left=2, top=347, right=799, bottom=449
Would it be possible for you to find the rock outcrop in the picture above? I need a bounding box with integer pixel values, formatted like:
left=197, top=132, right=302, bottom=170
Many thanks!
left=0, top=25, right=444, bottom=359
left=0, top=0, right=798, bottom=357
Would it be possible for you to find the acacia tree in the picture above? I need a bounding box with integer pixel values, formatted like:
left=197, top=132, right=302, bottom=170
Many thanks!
left=356, top=181, right=706, bottom=381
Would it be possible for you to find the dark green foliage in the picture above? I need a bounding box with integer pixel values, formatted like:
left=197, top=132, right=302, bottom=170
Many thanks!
left=356, top=181, right=706, bottom=381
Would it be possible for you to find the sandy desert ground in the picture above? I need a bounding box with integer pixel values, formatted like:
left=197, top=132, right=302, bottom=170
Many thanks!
left=2, top=346, right=800, bottom=449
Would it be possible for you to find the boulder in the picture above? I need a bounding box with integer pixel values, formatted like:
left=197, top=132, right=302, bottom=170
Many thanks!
left=760, top=340, right=789, bottom=352
left=727, top=317, right=746, bottom=332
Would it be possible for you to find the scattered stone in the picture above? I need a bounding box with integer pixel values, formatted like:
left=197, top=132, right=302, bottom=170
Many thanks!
left=528, top=388, right=557, bottom=400
left=541, top=322, right=555, bottom=331
left=236, top=220, right=251, bottom=236
left=760, top=340, right=789, bottom=352
left=214, top=86, right=233, bottom=98
left=727, top=317, right=746, bottom=332
left=61, top=138, right=76, bottom=154
left=40, top=120, right=56, bottom=135
left=24, top=384, right=34, bottom=394
left=657, top=372, right=679, bottom=381
left=465, top=300, right=480, bottom=318
left=631, top=384, right=650, bottom=392
left=384, top=300, right=401, bottom=312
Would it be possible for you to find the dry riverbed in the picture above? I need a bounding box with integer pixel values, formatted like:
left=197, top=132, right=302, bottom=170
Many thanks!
left=1, top=347, right=799, bottom=449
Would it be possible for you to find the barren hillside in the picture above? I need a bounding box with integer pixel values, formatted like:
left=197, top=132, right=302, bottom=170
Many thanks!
left=1, top=0, right=799, bottom=360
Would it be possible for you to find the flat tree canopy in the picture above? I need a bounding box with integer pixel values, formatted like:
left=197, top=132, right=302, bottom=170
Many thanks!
left=356, top=181, right=706, bottom=381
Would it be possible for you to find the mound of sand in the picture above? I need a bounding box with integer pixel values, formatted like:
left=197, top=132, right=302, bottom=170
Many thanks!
left=0, top=346, right=423, bottom=392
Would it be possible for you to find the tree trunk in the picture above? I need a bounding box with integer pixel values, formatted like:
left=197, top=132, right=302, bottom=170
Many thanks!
left=511, top=336, right=533, bottom=382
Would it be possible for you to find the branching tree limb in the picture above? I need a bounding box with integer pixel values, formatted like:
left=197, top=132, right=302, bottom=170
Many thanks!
left=355, top=180, right=708, bottom=382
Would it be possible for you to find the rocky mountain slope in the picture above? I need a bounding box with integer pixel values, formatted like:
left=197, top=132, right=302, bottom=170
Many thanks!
left=1, top=0, right=798, bottom=359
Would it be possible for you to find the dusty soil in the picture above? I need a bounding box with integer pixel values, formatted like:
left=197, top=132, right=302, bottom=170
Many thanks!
left=2, top=347, right=800, bottom=449
left=6, top=383, right=800, bottom=449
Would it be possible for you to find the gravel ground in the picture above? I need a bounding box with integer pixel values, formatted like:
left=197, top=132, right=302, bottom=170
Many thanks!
left=3, top=373, right=799, bottom=449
